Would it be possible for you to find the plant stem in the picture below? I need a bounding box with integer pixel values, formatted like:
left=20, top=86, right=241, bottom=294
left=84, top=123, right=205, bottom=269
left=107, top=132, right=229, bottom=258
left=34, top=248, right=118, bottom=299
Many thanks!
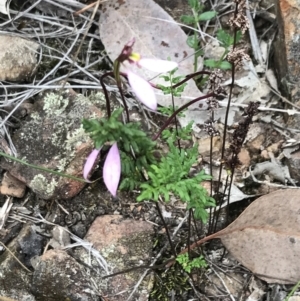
left=155, top=202, right=176, bottom=257
left=0, top=151, right=86, bottom=182
left=100, top=72, right=113, bottom=118
left=153, top=92, right=215, bottom=141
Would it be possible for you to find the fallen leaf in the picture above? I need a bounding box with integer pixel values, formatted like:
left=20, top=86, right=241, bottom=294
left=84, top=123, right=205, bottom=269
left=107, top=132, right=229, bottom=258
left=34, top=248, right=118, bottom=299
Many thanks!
left=99, top=0, right=202, bottom=108
left=220, top=189, right=300, bottom=284
left=182, top=189, right=300, bottom=284
left=220, top=184, right=257, bottom=209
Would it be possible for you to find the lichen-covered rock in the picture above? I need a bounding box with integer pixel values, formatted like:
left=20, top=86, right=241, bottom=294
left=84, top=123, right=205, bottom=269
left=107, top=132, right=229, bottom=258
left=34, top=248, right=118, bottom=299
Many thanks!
left=82, top=215, right=154, bottom=301
left=0, top=86, right=103, bottom=199
left=0, top=35, right=39, bottom=81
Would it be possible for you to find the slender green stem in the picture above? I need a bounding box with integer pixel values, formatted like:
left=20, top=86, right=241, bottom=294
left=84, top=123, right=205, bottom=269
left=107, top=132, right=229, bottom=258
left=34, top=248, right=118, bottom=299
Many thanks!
left=284, top=280, right=300, bottom=301
left=0, top=151, right=86, bottom=182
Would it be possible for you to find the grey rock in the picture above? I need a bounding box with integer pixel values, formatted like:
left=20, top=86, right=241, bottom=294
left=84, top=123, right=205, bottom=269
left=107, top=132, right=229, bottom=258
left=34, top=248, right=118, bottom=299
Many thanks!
left=0, top=35, right=39, bottom=81
left=31, top=249, right=99, bottom=301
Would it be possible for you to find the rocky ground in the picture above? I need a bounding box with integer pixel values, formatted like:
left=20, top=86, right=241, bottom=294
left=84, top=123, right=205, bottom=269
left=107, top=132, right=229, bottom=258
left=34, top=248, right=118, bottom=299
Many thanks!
left=0, top=0, right=300, bottom=301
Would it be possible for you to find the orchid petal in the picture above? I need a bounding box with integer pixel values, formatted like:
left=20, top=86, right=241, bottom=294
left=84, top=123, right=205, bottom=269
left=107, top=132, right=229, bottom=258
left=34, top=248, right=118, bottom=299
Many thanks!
left=139, top=58, right=178, bottom=73
left=127, top=71, right=157, bottom=110
left=83, top=148, right=101, bottom=182
left=103, top=143, right=121, bottom=197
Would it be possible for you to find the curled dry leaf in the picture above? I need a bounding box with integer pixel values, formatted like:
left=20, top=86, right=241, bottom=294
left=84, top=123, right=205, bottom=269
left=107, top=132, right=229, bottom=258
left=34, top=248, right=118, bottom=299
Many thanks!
left=220, top=189, right=300, bottom=284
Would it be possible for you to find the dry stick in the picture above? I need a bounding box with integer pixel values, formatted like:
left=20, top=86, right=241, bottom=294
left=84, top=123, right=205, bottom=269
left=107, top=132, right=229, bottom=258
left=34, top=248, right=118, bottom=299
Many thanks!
left=155, top=202, right=177, bottom=257
left=213, top=0, right=239, bottom=232
left=73, top=1, right=98, bottom=16
left=0, top=58, right=104, bottom=129
left=245, top=0, right=264, bottom=66
left=0, top=241, right=31, bottom=273
left=61, top=0, right=101, bottom=91
left=208, top=110, right=215, bottom=234
left=211, top=266, right=236, bottom=301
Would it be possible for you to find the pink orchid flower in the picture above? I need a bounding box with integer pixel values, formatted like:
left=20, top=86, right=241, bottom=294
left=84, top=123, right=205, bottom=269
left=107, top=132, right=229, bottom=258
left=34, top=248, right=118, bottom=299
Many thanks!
left=103, top=143, right=121, bottom=197
left=117, top=38, right=178, bottom=111
left=127, top=55, right=178, bottom=110
left=83, top=148, right=101, bottom=182
left=83, top=143, right=121, bottom=197
left=83, top=40, right=178, bottom=197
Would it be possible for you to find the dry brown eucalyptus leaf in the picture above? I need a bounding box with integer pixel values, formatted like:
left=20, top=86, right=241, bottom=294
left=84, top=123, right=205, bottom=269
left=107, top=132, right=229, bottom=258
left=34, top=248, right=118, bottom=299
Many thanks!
left=219, top=189, right=300, bottom=284
left=99, top=0, right=202, bottom=108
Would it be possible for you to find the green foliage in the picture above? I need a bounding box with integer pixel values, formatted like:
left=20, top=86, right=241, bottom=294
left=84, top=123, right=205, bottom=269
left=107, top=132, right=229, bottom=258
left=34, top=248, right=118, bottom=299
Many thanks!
left=180, top=15, right=195, bottom=24
left=162, top=121, right=193, bottom=142
left=198, top=11, right=217, bottom=21
left=176, top=253, right=207, bottom=273
left=188, top=0, right=201, bottom=11
left=204, top=59, right=232, bottom=70
left=137, top=140, right=215, bottom=223
left=181, top=0, right=216, bottom=72
left=181, top=11, right=216, bottom=24
left=82, top=108, right=123, bottom=149
left=83, top=108, right=157, bottom=190
left=217, top=29, right=242, bottom=48
left=158, top=105, right=186, bottom=117
left=157, top=68, right=187, bottom=97
left=186, top=35, right=198, bottom=49
left=203, top=29, right=242, bottom=70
